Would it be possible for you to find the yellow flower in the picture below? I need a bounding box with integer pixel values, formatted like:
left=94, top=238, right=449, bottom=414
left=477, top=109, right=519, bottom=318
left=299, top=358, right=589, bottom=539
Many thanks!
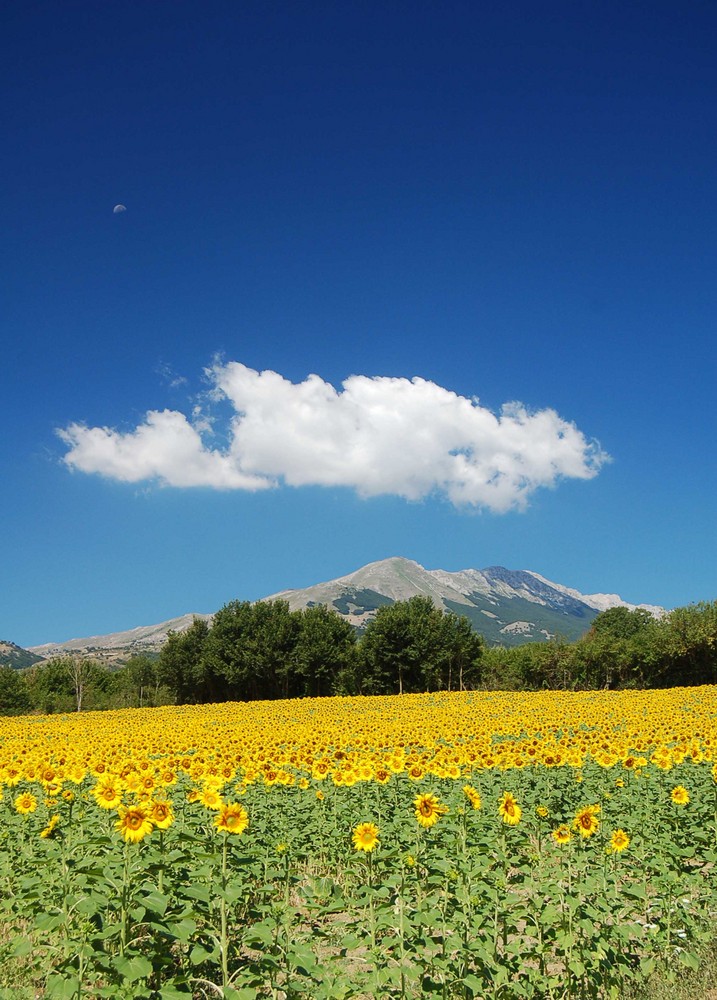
left=215, top=802, right=249, bottom=835
left=671, top=785, right=690, bottom=806
left=200, top=786, right=223, bottom=811
left=498, top=792, right=522, bottom=826
left=93, top=777, right=123, bottom=810
left=40, top=814, right=60, bottom=839
left=14, top=792, right=38, bottom=815
left=414, top=793, right=448, bottom=828
left=316, top=790, right=324, bottom=800
left=148, top=799, right=174, bottom=830
left=463, top=785, right=482, bottom=810
left=116, top=805, right=153, bottom=844
left=573, top=804, right=600, bottom=838
left=352, top=822, right=379, bottom=852
left=536, top=805, right=549, bottom=818
left=609, top=829, right=630, bottom=853
left=552, top=824, right=572, bottom=845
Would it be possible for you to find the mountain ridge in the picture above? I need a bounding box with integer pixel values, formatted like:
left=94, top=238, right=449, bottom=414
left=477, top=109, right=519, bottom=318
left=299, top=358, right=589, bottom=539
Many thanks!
left=23, top=557, right=664, bottom=662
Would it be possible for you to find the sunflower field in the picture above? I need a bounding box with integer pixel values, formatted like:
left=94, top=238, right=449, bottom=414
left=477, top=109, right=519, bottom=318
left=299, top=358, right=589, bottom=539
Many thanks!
left=1, top=686, right=717, bottom=999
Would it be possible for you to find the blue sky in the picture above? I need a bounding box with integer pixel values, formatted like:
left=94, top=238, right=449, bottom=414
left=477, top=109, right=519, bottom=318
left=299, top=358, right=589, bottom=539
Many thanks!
left=3, top=1, right=715, bottom=648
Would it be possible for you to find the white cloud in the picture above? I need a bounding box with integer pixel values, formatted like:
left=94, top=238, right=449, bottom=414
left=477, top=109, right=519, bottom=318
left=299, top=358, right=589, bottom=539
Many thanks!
left=58, top=362, right=609, bottom=511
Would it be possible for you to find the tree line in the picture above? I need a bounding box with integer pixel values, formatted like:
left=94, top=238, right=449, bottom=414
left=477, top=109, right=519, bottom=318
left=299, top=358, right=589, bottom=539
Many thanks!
left=1, top=597, right=715, bottom=715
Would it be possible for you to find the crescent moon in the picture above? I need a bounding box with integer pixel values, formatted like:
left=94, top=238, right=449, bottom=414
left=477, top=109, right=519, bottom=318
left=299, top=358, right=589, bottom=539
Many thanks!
left=113, top=204, right=127, bottom=214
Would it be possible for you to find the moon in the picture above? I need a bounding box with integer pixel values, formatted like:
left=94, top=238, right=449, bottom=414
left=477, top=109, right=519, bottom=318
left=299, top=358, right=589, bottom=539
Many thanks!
left=113, top=204, right=127, bottom=214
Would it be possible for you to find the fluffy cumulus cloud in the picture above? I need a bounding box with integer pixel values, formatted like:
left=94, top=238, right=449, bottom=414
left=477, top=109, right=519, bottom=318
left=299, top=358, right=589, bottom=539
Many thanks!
left=58, top=362, right=609, bottom=512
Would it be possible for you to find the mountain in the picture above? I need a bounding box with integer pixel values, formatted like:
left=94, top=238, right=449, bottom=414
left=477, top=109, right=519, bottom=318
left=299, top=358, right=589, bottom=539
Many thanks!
left=0, top=640, right=45, bottom=670
left=24, top=557, right=663, bottom=660
left=27, top=613, right=213, bottom=665
left=266, top=557, right=663, bottom=646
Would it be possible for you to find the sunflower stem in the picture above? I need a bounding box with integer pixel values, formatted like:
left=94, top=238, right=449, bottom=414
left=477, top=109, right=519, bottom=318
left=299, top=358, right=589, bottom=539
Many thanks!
left=220, top=833, right=229, bottom=988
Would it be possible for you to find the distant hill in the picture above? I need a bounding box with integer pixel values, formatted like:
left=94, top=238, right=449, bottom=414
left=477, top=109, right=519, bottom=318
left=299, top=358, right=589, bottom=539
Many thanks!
left=23, top=557, right=663, bottom=662
left=0, top=640, right=45, bottom=670
left=27, top=613, right=213, bottom=666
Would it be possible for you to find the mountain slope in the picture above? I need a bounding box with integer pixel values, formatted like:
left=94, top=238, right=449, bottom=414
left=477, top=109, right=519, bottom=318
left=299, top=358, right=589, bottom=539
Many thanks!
left=266, top=556, right=661, bottom=644
left=28, top=613, right=213, bottom=664
left=25, top=557, right=663, bottom=659
left=0, top=640, right=45, bottom=670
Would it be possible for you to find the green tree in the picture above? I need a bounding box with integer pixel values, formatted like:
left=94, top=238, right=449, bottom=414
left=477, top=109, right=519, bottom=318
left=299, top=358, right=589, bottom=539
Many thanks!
left=0, top=666, right=31, bottom=715
left=358, top=597, right=483, bottom=695
left=25, top=658, right=78, bottom=713
left=200, top=600, right=300, bottom=701
left=292, top=605, right=357, bottom=697
left=658, top=601, right=717, bottom=686
left=122, top=654, right=160, bottom=707
left=157, top=618, right=211, bottom=703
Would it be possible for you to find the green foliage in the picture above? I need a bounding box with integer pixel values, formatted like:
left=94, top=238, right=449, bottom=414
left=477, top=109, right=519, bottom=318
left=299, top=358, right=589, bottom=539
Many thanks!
left=358, top=596, right=484, bottom=695
left=0, top=665, right=31, bottom=715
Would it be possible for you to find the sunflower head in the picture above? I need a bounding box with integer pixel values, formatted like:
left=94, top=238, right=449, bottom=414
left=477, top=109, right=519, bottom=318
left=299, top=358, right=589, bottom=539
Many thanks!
left=573, top=804, right=600, bottom=838
left=462, top=785, right=482, bottom=810
left=671, top=785, right=690, bottom=806
left=14, top=792, right=38, bottom=815
left=498, top=792, right=522, bottom=826
left=215, top=802, right=249, bottom=835
left=609, top=829, right=630, bottom=853
left=116, top=805, right=154, bottom=844
left=149, top=799, right=175, bottom=830
left=352, top=822, right=379, bottom=853
left=414, top=793, right=448, bottom=828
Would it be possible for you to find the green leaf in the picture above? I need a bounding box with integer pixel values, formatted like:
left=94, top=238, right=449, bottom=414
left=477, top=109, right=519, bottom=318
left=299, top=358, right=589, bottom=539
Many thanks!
left=141, top=889, right=170, bottom=916
left=179, top=884, right=211, bottom=904
left=45, top=975, right=82, bottom=999
left=10, top=937, right=33, bottom=958
left=678, top=950, right=700, bottom=972
left=464, top=974, right=486, bottom=996
left=112, top=954, right=153, bottom=982
left=189, top=942, right=218, bottom=965
left=165, top=917, right=197, bottom=944
left=640, top=956, right=656, bottom=977
left=159, top=985, right=193, bottom=999
left=35, top=912, right=65, bottom=933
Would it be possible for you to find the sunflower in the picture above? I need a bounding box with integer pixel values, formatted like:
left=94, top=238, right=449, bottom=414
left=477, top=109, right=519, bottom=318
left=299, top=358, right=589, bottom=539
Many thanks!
left=462, top=785, right=482, bottom=810
left=14, top=792, right=38, bottom=815
left=552, top=824, right=572, bottom=845
left=200, top=786, right=223, bottom=810
left=609, top=829, right=630, bottom=853
left=116, top=805, right=154, bottom=844
left=149, top=799, right=174, bottom=830
left=414, top=793, right=448, bottom=828
left=215, top=802, right=249, bottom=835
left=536, top=805, right=549, bottom=818
left=573, top=804, right=600, bottom=838
left=353, top=822, right=380, bottom=852
left=93, top=777, right=123, bottom=810
left=498, top=792, right=522, bottom=826
left=671, top=785, right=690, bottom=806
left=40, top=814, right=60, bottom=839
